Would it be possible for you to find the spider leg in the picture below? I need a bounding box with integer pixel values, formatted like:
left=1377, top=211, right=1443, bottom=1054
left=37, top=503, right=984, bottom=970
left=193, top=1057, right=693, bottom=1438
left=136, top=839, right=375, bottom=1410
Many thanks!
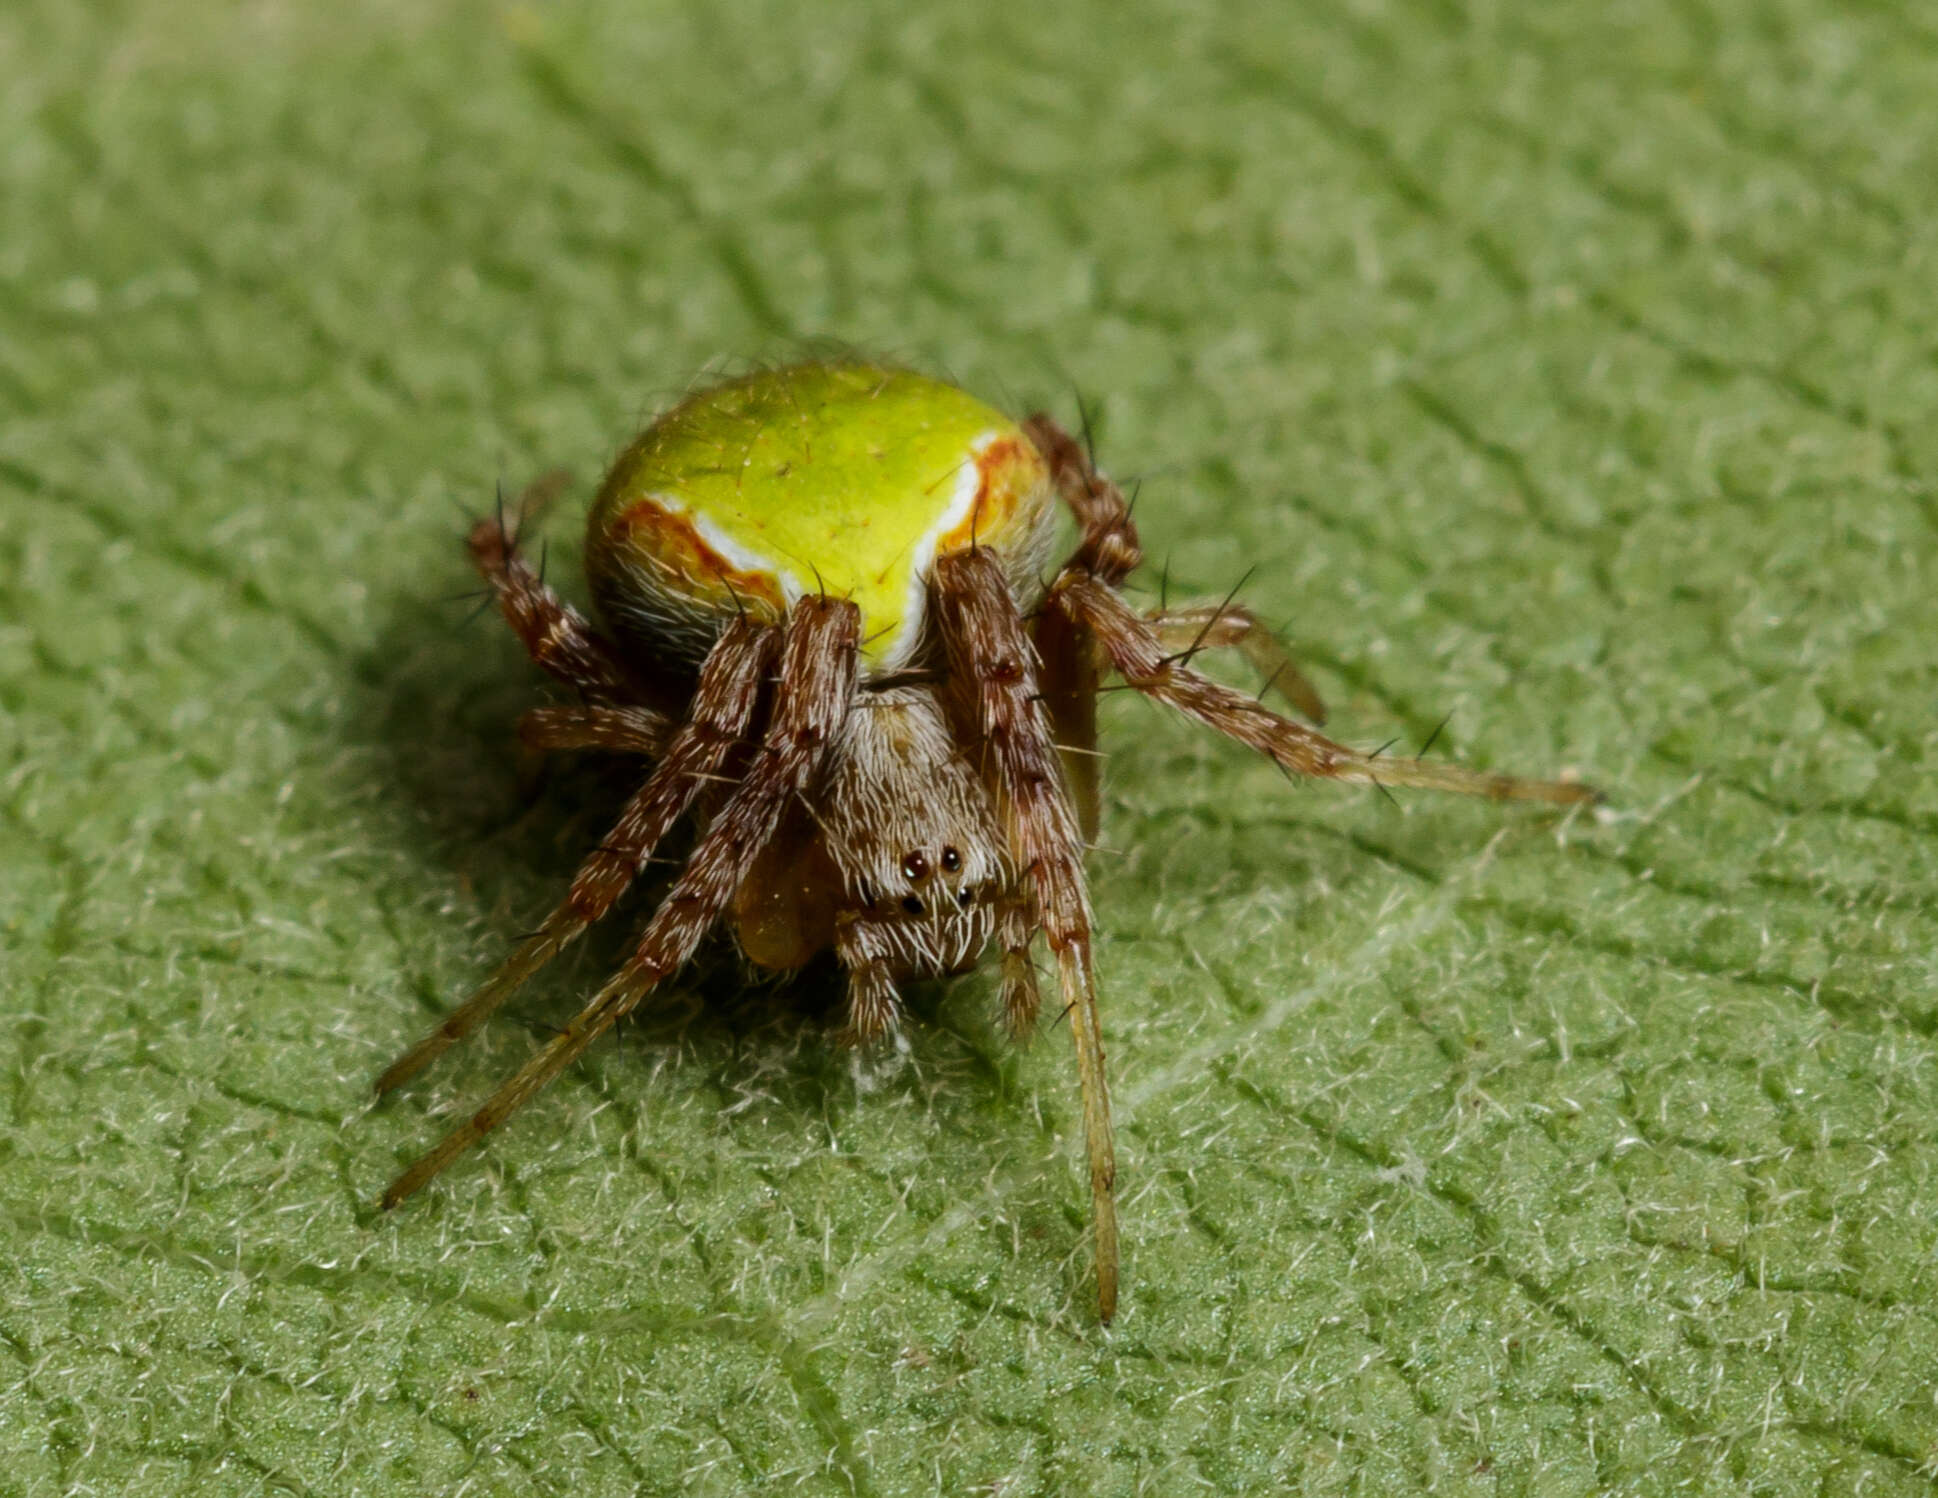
left=517, top=704, right=671, bottom=758
left=933, top=548, right=1119, bottom=1323
left=834, top=915, right=903, bottom=1046
left=1032, top=602, right=1102, bottom=844
left=469, top=493, right=687, bottom=714
left=1021, top=412, right=1142, bottom=583
left=374, top=618, right=779, bottom=1097
left=1036, top=599, right=1328, bottom=844
left=1054, top=573, right=1597, bottom=805
left=380, top=597, right=858, bottom=1209
left=1142, top=603, right=1328, bottom=725
left=1023, top=410, right=1144, bottom=841
left=997, top=890, right=1042, bottom=1038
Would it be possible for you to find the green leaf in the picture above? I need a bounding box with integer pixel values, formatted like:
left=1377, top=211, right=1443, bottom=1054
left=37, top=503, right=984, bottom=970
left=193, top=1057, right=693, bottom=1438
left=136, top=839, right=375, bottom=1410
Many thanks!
left=5, top=1, right=1937, bottom=1493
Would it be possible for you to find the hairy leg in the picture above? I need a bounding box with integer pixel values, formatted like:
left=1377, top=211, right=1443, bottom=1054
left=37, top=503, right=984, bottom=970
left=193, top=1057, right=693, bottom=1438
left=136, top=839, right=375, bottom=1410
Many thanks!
left=517, top=704, right=670, bottom=757
left=381, top=597, right=859, bottom=1209
left=375, top=618, right=779, bottom=1096
left=1039, top=599, right=1328, bottom=842
left=933, top=548, right=1119, bottom=1323
left=997, top=891, right=1042, bottom=1038
left=470, top=484, right=691, bottom=715
left=469, top=510, right=637, bottom=702
left=1055, top=573, right=1597, bottom=805
left=1144, top=603, right=1328, bottom=725
left=834, top=916, right=902, bottom=1047
left=1031, top=603, right=1103, bottom=845
left=1021, top=413, right=1142, bottom=583
left=1024, top=411, right=1143, bottom=844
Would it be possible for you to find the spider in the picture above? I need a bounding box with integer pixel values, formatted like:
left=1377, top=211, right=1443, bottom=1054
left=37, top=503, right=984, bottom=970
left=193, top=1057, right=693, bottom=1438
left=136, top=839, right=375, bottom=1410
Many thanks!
left=375, top=360, right=1596, bottom=1323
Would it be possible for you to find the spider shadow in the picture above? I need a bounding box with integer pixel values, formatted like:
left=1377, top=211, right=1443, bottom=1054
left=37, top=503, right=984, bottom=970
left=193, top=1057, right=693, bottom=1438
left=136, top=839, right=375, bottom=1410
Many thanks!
left=340, top=582, right=1009, bottom=1138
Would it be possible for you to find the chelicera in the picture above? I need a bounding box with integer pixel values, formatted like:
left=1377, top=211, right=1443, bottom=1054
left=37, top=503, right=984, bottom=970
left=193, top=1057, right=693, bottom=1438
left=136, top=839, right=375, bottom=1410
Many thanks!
left=376, top=360, right=1595, bottom=1323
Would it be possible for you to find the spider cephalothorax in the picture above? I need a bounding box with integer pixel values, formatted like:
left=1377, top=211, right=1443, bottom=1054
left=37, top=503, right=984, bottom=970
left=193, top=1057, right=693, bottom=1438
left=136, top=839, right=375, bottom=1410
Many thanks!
left=376, top=360, right=1596, bottom=1322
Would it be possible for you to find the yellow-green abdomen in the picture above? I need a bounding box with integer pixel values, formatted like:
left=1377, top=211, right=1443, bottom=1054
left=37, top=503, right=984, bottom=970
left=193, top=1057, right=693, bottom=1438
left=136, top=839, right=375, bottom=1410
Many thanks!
left=585, top=363, right=1057, bottom=673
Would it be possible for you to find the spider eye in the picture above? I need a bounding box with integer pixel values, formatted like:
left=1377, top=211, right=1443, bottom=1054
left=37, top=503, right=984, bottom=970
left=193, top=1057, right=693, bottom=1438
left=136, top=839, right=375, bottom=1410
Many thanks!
left=901, top=850, right=930, bottom=882
left=940, top=845, right=962, bottom=873
left=901, top=896, right=925, bottom=916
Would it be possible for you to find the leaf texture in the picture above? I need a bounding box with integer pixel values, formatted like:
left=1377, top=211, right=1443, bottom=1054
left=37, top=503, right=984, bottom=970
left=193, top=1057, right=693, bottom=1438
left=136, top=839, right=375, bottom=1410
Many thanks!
left=3, top=1, right=1937, bottom=1493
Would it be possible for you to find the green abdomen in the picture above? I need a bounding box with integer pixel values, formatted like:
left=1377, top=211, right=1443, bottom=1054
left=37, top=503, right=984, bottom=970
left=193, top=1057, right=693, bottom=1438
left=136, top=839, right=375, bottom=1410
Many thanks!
left=584, top=363, right=1058, bottom=672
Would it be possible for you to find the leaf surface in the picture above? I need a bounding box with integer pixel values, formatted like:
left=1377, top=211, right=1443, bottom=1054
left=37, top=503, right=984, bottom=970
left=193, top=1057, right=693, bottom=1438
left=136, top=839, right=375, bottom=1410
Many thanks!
left=4, top=1, right=1937, bottom=1492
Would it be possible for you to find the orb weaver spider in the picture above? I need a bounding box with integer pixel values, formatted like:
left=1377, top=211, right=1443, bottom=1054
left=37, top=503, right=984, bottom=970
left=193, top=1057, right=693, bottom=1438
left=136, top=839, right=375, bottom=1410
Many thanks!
left=376, top=360, right=1595, bottom=1323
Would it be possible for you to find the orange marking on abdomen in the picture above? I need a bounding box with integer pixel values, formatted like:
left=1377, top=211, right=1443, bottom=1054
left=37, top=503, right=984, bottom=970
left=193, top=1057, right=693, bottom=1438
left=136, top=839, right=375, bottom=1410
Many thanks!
left=613, top=498, right=788, bottom=614
left=936, top=434, right=1036, bottom=555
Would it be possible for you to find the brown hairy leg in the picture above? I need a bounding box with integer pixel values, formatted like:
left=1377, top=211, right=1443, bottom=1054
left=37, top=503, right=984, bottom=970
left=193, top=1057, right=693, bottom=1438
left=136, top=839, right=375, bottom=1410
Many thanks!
left=833, top=916, right=901, bottom=1046
left=1144, top=603, right=1328, bottom=726
left=997, top=891, right=1042, bottom=1038
left=469, top=489, right=689, bottom=716
left=517, top=704, right=671, bottom=757
left=1038, top=598, right=1329, bottom=843
left=933, top=548, right=1119, bottom=1323
left=1024, top=411, right=1142, bottom=844
left=1032, top=602, right=1103, bottom=845
left=381, top=597, right=859, bottom=1210
left=1054, top=573, right=1597, bottom=805
left=1021, top=412, right=1142, bottom=583
left=375, top=618, right=779, bottom=1097
left=1024, top=414, right=1325, bottom=831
